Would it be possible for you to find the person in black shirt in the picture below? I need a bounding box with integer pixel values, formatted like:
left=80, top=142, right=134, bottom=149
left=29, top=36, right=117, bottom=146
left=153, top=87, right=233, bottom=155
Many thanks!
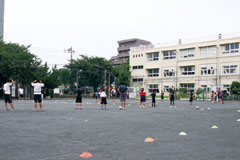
left=151, top=90, right=156, bottom=107
left=75, top=86, right=82, bottom=109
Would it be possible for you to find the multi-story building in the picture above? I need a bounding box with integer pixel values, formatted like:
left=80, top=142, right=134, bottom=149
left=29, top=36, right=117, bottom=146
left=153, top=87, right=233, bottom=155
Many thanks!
left=111, top=38, right=151, bottom=65
left=130, top=34, right=240, bottom=95
left=0, top=0, right=4, bottom=39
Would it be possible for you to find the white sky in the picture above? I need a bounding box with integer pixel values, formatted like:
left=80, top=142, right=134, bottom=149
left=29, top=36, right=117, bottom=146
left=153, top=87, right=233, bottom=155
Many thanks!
left=4, top=0, right=240, bottom=67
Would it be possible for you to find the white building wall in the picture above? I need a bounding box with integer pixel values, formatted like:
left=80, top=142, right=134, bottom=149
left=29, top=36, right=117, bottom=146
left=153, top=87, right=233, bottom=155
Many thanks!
left=130, top=37, right=240, bottom=95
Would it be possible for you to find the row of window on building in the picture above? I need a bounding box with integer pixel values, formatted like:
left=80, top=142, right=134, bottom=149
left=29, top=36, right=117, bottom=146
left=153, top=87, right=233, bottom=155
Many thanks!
left=132, top=64, right=238, bottom=78
left=137, top=83, right=230, bottom=93
left=132, top=43, right=239, bottom=60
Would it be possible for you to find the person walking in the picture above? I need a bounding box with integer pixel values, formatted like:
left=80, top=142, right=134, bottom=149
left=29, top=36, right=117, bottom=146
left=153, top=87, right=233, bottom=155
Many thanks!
left=100, top=89, right=107, bottom=109
left=3, top=78, right=15, bottom=111
left=31, top=80, right=44, bottom=111
left=75, top=86, right=82, bottom=109
left=118, top=83, right=128, bottom=109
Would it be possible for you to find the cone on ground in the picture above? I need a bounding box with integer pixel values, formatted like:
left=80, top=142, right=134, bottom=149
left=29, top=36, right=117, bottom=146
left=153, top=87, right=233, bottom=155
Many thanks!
left=179, top=132, right=187, bottom=136
left=144, top=137, right=155, bottom=142
left=80, top=152, right=93, bottom=158
left=211, top=125, right=218, bottom=129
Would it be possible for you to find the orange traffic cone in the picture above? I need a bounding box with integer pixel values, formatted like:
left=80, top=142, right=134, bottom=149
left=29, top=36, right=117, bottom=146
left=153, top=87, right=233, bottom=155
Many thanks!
left=80, top=152, right=93, bottom=158
left=144, top=137, right=155, bottom=142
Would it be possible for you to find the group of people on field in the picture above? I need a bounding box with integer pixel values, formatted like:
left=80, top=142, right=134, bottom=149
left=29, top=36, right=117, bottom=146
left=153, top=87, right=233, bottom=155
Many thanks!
left=211, top=89, right=225, bottom=104
left=2, top=79, right=44, bottom=111
left=76, top=83, right=128, bottom=110
left=2, top=77, right=227, bottom=112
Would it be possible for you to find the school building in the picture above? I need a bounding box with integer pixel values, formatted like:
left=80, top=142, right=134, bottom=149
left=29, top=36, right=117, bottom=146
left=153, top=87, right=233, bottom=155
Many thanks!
left=129, top=34, right=240, bottom=95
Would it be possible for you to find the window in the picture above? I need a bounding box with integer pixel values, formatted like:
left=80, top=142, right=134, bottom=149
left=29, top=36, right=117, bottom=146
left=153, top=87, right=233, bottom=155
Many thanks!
left=133, top=55, right=135, bottom=58
left=222, top=65, right=238, bottom=74
left=200, top=66, right=215, bottom=75
left=180, top=83, right=195, bottom=92
left=163, top=50, right=176, bottom=60
left=163, top=69, right=175, bottom=77
left=180, top=66, right=195, bottom=75
left=147, top=69, right=159, bottom=77
left=132, top=78, right=143, bottom=83
left=221, top=43, right=239, bottom=54
left=147, top=52, right=159, bottom=61
left=132, top=65, right=144, bottom=70
left=223, top=84, right=230, bottom=93
left=180, top=48, right=195, bottom=59
left=200, top=46, right=216, bottom=57
left=148, top=84, right=159, bottom=93
left=164, top=86, right=174, bottom=92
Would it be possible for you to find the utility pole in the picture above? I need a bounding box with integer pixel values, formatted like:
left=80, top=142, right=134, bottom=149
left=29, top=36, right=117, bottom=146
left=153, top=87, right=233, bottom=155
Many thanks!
left=66, top=47, right=75, bottom=88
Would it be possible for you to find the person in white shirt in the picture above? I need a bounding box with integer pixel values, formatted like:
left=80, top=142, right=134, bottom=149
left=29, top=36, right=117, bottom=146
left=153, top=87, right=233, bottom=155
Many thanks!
left=100, top=89, right=107, bottom=109
left=111, top=88, right=116, bottom=103
left=31, top=80, right=44, bottom=111
left=3, top=79, right=15, bottom=111
left=18, top=87, right=24, bottom=101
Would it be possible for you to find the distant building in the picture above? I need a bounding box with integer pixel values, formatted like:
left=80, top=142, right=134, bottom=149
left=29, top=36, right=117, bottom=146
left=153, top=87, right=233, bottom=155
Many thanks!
left=0, top=0, right=4, bottom=39
left=111, top=38, right=151, bottom=65
left=130, top=34, right=240, bottom=95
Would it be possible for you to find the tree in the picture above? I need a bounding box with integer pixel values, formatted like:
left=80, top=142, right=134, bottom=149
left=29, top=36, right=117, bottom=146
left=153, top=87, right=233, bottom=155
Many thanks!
left=112, top=60, right=131, bottom=87
left=0, top=41, right=44, bottom=89
left=230, top=81, right=240, bottom=95
left=66, top=55, right=113, bottom=91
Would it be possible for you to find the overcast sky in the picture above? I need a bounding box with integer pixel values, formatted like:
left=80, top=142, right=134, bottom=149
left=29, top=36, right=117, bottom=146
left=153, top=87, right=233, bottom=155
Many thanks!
left=4, top=0, right=240, bottom=67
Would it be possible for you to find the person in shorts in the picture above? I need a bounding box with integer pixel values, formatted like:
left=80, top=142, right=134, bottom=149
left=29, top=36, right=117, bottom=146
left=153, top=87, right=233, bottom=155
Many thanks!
left=18, top=87, right=24, bottom=101
left=100, top=89, right=107, bottom=109
left=139, top=88, right=146, bottom=108
left=189, top=91, right=193, bottom=105
left=170, top=91, right=175, bottom=107
left=161, top=90, right=164, bottom=102
left=31, top=80, right=44, bottom=111
left=111, top=87, right=116, bottom=103
left=118, top=84, right=128, bottom=108
left=3, top=78, right=15, bottom=111
left=151, top=90, right=156, bottom=107
left=75, top=86, right=82, bottom=109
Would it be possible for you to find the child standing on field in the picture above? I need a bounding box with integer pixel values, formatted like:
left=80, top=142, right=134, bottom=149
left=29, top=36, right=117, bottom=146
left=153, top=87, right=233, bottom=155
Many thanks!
left=189, top=91, right=193, bottom=105
left=170, top=91, right=174, bottom=107
left=100, top=89, right=107, bottom=109
left=139, top=88, right=146, bottom=108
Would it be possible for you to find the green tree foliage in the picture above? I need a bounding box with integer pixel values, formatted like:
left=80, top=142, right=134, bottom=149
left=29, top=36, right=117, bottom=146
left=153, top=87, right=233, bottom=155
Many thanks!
left=66, top=55, right=113, bottom=91
left=112, top=61, right=131, bottom=86
left=230, top=81, right=240, bottom=95
left=0, top=41, right=42, bottom=86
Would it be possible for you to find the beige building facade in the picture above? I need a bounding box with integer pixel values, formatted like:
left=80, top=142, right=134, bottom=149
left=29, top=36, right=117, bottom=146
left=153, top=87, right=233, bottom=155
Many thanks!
left=130, top=36, right=240, bottom=95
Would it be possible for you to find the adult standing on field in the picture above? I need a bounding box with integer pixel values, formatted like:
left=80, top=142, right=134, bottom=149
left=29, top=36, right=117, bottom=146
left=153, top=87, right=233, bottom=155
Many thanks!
left=3, top=78, right=15, bottom=111
left=75, top=86, right=82, bottom=109
left=118, top=83, right=128, bottom=108
left=31, top=80, right=44, bottom=111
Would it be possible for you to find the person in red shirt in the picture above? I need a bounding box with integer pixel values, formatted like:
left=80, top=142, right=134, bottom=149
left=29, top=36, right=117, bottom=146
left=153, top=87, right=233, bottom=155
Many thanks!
left=139, top=88, right=146, bottom=108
